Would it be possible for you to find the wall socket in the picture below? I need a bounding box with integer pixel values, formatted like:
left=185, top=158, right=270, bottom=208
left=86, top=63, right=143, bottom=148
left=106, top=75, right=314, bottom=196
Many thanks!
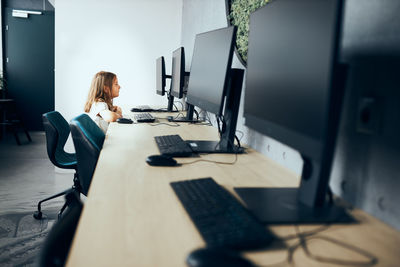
left=356, top=97, right=381, bottom=134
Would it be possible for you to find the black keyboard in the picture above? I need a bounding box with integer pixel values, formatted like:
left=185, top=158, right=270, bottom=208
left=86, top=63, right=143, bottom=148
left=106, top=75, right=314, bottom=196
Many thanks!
left=131, top=105, right=153, bottom=112
left=170, top=177, right=275, bottom=250
left=134, top=113, right=155, bottom=122
left=154, top=134, right=193, bottom=157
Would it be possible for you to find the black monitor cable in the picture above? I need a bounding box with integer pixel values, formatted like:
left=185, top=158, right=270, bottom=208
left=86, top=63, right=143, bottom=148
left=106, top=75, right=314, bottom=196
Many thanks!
left=293, top=225, right=378, bottom=266
left=174, top=101, right=184, bottom=111
left=193, top=109, right=199, bottom=121
left=257, top=223, right=377, bottom=267
left=236, top=129, right=244, bottom=142
left=171, top=112, right=186, bottom=120
left=148, top=119, right=180, bottom=127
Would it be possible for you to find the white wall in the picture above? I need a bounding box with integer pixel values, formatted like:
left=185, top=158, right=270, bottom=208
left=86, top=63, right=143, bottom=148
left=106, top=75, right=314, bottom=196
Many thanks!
left=55, top=0, right=183, bottom=123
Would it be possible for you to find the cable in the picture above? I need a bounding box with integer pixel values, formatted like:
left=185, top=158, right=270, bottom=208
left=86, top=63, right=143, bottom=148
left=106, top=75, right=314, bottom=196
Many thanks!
left=193, top=109, right=199, bottom=121
left=174, top=101, right=184, bottom=111
left=149, top=122, right=180, bottom=127
left=180, top=152, right=238, bottom=166
left=236, top=129, right=244, bottom=142
left=234, top=135, right=241, bottom=149
left=295, top=226, right=378, bottom=266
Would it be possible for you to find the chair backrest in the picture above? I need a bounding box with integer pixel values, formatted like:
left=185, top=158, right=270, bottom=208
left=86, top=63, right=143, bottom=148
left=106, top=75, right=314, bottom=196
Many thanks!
left=42, top=111, right=77, bottom=169
left=38, top=191, right=83, bottom=267
left=70, top=114, right=105, bottom=195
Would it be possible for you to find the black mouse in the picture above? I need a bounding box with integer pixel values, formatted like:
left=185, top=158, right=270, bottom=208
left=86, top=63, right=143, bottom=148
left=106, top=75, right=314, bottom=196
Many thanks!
left=146, top=155, right=178, bottom=167
left=117, top=118, right=133, bottom=124
left=186, top=248, right=254, bottom=267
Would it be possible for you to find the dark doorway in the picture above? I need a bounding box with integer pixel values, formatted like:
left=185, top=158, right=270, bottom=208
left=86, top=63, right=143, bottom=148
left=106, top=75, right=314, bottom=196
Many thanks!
left=3, top=7, right=54, bottom=130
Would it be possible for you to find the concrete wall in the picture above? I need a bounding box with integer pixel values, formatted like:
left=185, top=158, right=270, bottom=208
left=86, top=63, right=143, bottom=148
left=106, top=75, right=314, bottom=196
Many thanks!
left=55, top=0, right=182, bottom=123
left=181, top=0, right=400, bottom=230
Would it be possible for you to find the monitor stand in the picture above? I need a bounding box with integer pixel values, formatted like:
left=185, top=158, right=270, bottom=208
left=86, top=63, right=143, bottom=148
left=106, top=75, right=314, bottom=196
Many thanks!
left=167, top=104, right=198, bottom=123
left=185, top=140, right=244, bottom=154
left=234, top=187, right=353, bottom=224
left=184, top=68, right=244, bottom=154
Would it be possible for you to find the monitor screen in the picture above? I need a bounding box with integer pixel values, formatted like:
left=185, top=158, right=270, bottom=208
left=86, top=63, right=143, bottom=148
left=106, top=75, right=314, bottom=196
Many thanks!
left=156, top=56, right=166, bottom=96
left=236, top=0, right=349, bottom=223
left=244, top=0, right=341, bottom=160
left=186, top=26, right=236, bottom=116
left=171, top=47, right=185, bottom=99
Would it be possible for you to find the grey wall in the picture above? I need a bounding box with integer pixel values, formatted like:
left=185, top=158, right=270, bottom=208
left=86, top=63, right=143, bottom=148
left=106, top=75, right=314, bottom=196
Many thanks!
left=330, top=0, right=400, bottom=230
left=181, top=0, right=400, bottom=230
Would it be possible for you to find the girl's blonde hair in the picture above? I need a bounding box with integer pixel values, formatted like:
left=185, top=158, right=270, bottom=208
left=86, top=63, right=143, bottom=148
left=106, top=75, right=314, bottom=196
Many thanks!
left=84, top=71, right=116, bottom=112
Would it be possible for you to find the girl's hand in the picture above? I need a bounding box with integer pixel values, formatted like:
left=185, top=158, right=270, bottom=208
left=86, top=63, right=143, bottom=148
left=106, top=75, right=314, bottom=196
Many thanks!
left=112, top=106, right=122, bottom=115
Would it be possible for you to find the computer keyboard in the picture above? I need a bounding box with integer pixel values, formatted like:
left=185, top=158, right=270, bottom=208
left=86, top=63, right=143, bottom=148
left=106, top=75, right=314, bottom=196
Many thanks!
left=134, top=113, right=155, bottom=122
left=170, top=177, right=275, bottom=250
left=131, top=105, right=153, bottom=112
left=154, top=134, right=193, bottom=157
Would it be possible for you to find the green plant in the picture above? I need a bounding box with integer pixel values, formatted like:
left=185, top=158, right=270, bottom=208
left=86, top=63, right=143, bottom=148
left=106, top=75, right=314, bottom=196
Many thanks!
left=228, top=0, right=269, bottom=64
left=0, top=72, right=5, bottom=98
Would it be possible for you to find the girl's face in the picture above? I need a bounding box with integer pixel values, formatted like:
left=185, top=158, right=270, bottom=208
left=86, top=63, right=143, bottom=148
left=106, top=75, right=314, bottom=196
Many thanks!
left=110, top=76, right=121, bottom=98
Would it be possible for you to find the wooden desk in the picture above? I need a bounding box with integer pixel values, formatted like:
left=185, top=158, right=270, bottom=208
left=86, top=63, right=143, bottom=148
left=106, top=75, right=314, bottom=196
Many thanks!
left=67, top=115, right=400, bottom=267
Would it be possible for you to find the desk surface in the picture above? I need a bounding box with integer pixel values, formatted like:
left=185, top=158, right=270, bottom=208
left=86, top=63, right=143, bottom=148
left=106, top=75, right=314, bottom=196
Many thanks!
left=67, top=113, right=400, bottom=267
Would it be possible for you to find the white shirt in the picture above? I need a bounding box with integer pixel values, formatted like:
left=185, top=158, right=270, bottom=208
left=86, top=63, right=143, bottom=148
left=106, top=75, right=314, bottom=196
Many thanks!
left=88, top=101, right=109, bottom=133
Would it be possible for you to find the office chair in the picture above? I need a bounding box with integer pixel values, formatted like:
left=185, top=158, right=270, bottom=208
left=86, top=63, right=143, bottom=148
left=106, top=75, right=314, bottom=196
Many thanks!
left=38, top=191, right=83, bottom=267
left=70, top=114, right=105, bottom=196
left=33, top=111, right=80, bottom=220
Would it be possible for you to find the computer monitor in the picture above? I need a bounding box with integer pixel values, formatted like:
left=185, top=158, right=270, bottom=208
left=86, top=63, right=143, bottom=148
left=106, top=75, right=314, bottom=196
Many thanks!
left=171, top=47, right=186, bottom=99
left=185, top=26, right=244, bottom=153
left=235, top=0, right=352, bottom=223
left=154, top=56, right=175, bottom=112
left=156, top=56, right=166, bottom=96
left=186, top=27, right=235, bottom=116
left=168, top=47, right=194, bottom=120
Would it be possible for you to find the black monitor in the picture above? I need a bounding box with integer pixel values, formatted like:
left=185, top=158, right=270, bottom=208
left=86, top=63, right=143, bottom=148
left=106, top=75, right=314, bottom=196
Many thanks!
left=185, top=26, right=244, bottom=153
left=168, top=47, right=194, bottom=119
left=235, top=0, right=352, bottom=223
left=171, top=47, right=186, bottom=99
left=186, top=27, right=235, bottom=116
left=155, top=56, right=174, bottom=112
left=156, top=56, right=167, bottom=96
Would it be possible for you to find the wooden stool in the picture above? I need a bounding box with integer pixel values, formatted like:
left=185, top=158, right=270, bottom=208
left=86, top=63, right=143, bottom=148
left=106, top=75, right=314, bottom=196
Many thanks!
left=0, top=99, right=32, bottom=145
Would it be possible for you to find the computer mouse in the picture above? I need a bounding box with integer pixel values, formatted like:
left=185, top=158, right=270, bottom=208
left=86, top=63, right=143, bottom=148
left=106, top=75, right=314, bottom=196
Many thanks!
left=146, top=155, right=178, bottom=167
left=186, top=248, right=254, bottom=267
left=116, top=118, right=133, bottom=124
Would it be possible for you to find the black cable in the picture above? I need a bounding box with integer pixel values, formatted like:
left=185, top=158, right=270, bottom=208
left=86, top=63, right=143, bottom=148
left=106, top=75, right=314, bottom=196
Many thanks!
left=174, top=101, right=184, bottom=111
left=193, top=109, right=199, bottom=121
left=234, top=135, right=241, bottom=149
left=180, top=153, right=238, bottom=166
left=215, top=115, right=221, bottom=137
left=235, top=129, right=244, bottom=142
left=295, top=226, right=378, bottom=266
left=172, top=112, right=186, bottom=119
left=148, top=122, right=180, bottom=127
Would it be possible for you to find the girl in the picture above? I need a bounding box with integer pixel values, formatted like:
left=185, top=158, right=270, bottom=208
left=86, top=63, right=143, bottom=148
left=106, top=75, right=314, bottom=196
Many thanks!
left=84, top=71, right=122, bottom=133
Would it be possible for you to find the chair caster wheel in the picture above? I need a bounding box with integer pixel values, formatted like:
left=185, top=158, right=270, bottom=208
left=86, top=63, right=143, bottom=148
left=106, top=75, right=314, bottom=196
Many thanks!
left=33, top=211, right=43, bottom=220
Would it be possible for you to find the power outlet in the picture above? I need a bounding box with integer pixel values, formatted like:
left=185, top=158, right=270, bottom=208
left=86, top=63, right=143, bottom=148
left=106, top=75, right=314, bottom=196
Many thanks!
left=356, top=97, right=381, bottom=134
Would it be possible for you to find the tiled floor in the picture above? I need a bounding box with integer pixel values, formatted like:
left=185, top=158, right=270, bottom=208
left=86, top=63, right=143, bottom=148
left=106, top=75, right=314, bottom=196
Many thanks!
left=0, top=131, right=74, bottom=266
